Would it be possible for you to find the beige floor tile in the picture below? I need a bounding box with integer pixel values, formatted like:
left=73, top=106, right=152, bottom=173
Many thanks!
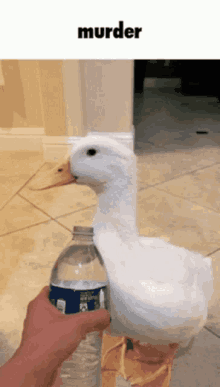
left=0, top=174, right=28, bottom=210
left=154, top=164, right=220, bottom=214
left=206, top=250, right=220, bottom=337
left=20, top=182, right=97, bottom=219
left=170, top=328, right=220, bottom=387
left=135, top=88, right=220, bottom=154
left=0, top=151, right=44, bottom=210
left=57, top=205, right=97, bottom=231
left=0, top=221, right=71, bottom=362
left=0, top=195, right=49, bottom=236
left=137, top=148, right=220, bottom=190
left=0, top=151, right=44, bottom=177
left=137, top=187, right=220, bottom=255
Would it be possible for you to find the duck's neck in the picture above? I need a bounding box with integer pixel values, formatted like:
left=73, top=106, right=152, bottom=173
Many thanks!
left=93, top=157, right=138, bottom=239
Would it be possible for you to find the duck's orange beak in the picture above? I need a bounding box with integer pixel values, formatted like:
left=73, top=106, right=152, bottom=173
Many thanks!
left=28, top=156, right=77, bottom=191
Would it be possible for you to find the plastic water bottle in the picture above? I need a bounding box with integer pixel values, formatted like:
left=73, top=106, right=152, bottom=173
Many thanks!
left=49, top=226, right=109, bottom=387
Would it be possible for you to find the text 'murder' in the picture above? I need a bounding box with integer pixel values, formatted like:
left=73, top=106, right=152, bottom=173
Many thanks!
left=78, top=21, right=142, bottom=39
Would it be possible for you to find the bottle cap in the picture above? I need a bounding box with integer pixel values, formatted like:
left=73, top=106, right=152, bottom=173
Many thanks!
left=72, top=226, right=94, bottom=236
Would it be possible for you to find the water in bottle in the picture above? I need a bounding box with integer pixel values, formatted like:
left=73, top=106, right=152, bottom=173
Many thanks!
left=49, top=226, right=109, bottom=387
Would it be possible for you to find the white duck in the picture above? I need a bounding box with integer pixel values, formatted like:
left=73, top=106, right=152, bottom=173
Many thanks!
left=30, top=135, right=213, bottom=348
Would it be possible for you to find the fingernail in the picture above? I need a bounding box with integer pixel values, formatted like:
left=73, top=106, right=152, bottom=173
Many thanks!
left=40, top=286, right=48, bottom=293
left=127, top=338, right=133, bottom=351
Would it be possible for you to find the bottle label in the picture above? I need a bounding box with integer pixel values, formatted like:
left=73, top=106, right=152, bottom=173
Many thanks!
left=49, top=284, right=109, bottom=314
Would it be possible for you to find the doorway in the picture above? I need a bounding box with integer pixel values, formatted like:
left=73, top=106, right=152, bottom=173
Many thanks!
left=133, top=60, right=220, bottom=154
left=134, top=60, right=220, bottom=98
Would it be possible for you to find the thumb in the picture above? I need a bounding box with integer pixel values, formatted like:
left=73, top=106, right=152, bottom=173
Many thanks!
left=74, top=309, right=111, bottom=337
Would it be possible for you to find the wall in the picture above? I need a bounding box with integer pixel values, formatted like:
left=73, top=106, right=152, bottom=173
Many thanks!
left=80, top=60, right=133, bottom=134
left=0, top=60, right=43, bottom=129
left=0, top=60, right=66, bottom=136
left=0, top=60, right=134, bottom=138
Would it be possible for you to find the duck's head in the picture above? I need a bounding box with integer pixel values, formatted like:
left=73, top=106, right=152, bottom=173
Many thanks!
left=29, top=136, right=134, bottom=194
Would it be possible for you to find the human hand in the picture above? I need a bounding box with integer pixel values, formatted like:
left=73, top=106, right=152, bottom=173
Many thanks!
left=16, top=286, right=110, bottom=370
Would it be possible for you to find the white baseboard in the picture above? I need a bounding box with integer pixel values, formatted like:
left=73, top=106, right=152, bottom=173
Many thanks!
left=0, top=128, right=45, bottom=151
left=0, top=127, right=135, bottom=159
left=42, top=136, right=79, bottom=161
left=42, top=128, right=135, bottom=161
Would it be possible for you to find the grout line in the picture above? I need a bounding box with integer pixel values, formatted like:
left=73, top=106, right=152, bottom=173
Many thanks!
left=0, top=161, right=47, bottom=212
left=138, top=184, right=220, bottom=218
left=6, top=193, right=95, bottom=237
left=18, top=192, right=96, bottom=223
left=18, top=193, right=53, bottom=219
left=150, top=185, right=220, bottom=217
left=54, top=204, right=96, bottom=220
left=0, top=216, right=72, bottom=239
left=17, top=193, right=75, bottom=233
left=206, top=248, right=220, bottom=257
left=137, top=164, right=220, bottom=217
left=138, top=161, right=220, bottom=193
left=53, top=219, right=73, bottom=233
left=0, top=220, right=52, bottom=238
left=204, top=326, right=220, bottom=340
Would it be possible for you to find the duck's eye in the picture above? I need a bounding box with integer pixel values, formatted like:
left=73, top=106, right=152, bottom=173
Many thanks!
left=87, top=149, right=97, bottom=156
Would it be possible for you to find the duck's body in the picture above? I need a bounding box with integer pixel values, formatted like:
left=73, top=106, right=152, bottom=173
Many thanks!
left=94, top=226, right=212, bottom=346
left=30, top=135, right=213, bottom=348
left=68, top=136, right=213, bottom=347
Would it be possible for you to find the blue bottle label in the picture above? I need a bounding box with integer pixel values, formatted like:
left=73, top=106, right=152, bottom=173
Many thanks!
left=49, top=284, right=108, bottom=314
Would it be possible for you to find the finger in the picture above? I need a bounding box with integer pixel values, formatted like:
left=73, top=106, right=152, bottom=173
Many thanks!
left=39, top=286, right=50, bottom=296
left=75, top=309, right=111, bottom=336
left=98, top=330, right=103, bottom=340
left=36, top=286, right=61, bottom=311
left=50, top=365, right=63, bottom=387
left=30, top=286, right=49, bottom=304
left=26, top=286, right=62, bottom=318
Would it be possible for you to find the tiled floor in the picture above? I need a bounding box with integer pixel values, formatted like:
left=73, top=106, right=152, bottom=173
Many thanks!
left=1, top=87, right=220, bottom=385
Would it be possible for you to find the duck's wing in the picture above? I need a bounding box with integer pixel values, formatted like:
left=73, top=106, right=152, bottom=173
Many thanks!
left=138, top=236, right=170, bottom=249
left=96, top=232, right=212, bottom=343
left=138, top=236, right=213, bottom=289
left=139, top=236, right=213, bottom=270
